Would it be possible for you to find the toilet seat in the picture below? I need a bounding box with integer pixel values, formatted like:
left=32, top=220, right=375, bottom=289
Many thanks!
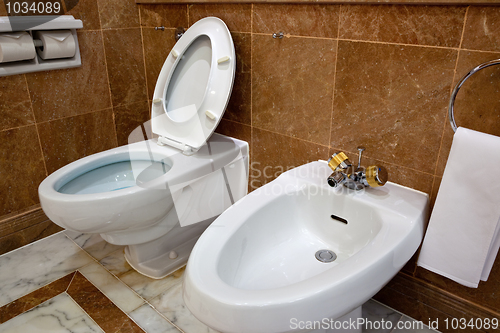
left=151, top=17, right=236, bottom=155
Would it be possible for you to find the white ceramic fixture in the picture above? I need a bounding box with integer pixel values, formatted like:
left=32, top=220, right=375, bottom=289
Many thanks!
left=184, top=161, right=429, bottom=333
left=38, top=17, right=248, bottom=279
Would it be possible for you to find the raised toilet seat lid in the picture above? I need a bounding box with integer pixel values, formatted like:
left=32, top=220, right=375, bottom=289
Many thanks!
left=151, top=17, right=236, bottom=155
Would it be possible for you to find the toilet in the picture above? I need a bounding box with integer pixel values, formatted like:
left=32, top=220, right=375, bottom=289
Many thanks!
left=38, top=17, right=249, bottom=279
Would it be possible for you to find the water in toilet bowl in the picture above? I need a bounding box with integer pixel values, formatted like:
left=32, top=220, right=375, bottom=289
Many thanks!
left=58, top=160, right=171, bottom=195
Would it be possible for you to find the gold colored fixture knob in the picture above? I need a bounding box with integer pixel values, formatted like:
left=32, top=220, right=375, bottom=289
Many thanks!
left=328, top=152, right=350, bottom=171
left=365, top=165, right=388, bottom=187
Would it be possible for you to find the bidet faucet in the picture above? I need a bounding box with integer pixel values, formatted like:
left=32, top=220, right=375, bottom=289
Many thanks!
left=326, top=147, right=388, bottom=190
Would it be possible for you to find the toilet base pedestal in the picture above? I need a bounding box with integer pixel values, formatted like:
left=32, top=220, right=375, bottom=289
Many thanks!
left=124, top=236, right=198, bottom=279
left=310, top=306, right=362, bottom=333
left=124, top=217, right=215, bottom=279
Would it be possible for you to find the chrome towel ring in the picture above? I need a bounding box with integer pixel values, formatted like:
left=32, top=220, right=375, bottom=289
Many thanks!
left=448, top=59, right=500, bottom=132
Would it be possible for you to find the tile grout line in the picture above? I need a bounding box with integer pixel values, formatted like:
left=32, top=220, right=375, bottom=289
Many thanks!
left=0, top=123, right=35, bottom=133
left=337, top=37, right=460, bottom=51
left=22, top=74, right=49, bottom=177
left=87, top=247, right=186, bottom=333
left=328, top=6, right=342, bottom=151
left=73, top=264, right=148, bottom=332
left=34, top=107, right=115, bottom=127
left=339, top=146, right=437, bottom=179
left=64, top=289, right=117, bottom=333
left=458, top=6, right=469, bottom=52
left=141, top=299, right=186, bottom=333
left=65, top=271, right=78, bottom=292
left=0, top=204, right=42, bottom=224
left=250, top=3, right=253, bottom=128
left=67, top=242, right=178, bottom=330
left=94, top=1, right=115, bottom=115
left=249, top=31, right=500, bottom=55
left=138, top=5, right=150, bottom=101
left=250, top=32, right=462, bottom=52
left=0, top=101, right=142, bottom=134
left=248, top=1, right=254, bottom=193
left=251, top=125, right=436, bottom=182
left=0, top=232, right=80, bottom=307
left=0, top=272, right=76, bottom=322
left=95, top=18, right=120, bottom=148
left=0, top=230, right=64, bottom=259
left=432, top=5, right=470, bottom=178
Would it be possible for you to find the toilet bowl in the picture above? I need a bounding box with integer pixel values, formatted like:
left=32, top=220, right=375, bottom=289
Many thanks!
left=38, top=17, right=248, bottom=279
left=183, top=161, right=428, bottom=333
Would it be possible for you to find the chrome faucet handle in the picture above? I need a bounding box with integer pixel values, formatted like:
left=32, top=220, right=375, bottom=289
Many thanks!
left=364, top=166, right=388, bottom=188
left=357, top=147, right=365, bottom=170
left=327, top=152, right=352, bottom=172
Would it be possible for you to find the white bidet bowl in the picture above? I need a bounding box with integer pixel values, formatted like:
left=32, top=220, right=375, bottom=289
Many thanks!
left=184, top=161, right=429, bottom=333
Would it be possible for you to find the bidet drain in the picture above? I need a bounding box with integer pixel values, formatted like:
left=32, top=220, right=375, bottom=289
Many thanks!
left=315, top=249, right=337, bottom=263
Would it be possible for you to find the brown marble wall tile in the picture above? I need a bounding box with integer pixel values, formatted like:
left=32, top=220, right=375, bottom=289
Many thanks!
left=0, top=205, right=44, bottom=238
left=374, top=279, right=464, bottom=333
left=339, top=5, right=466, bottom=48
left=435, top=50, right=500, bottom=177
left=139, top=4, right=187, bottom=27
left=225, top=72, right=251, bottom=125
left=0, top=1, right=7, bottom=15
left=0, top=75, right=34, bottom=131
left=114, top=100, right=150, bottom=146
left=223, top=32, right=251, bottom=125
left=103, top=28, right=147, bottom=107
left=462, top=6, right=500, bottom=52
left=0, top=272, right=75, bottom=324
left=26, top=31, right=111, bottom=122
left=0, top=220, right=63, bottom=256
left=332, top=41, right=456, bottom=174
left=331, top=148, right=434, bottom=195
left=97, top=0, right=140, bottom=29
left=142, top=27, right=176, bottom=99
left=253, top=35, right=336, bottom=146
left=253, top=4, right=340, bottom=38
left=67, top=0, right=101, bottom=30
left=215, top=119, right=251, bottom=143
left=0, top=126, right=46, bottom=216
left=38, top=109, right=117, bottom=174
left=232, top=32, right=251, bottom=74
left=67, top=271, right=144, bottom=333
left=375, top=273, right=499, bottom=332
left=188, top=4, right=251, bottom=32
left=416, top=253, right=500, bottom=316
left=251, top=128, right=329, bottom=190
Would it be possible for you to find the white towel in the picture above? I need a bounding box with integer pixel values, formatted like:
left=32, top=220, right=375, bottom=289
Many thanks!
left=417, top=127, right=500, bottom=288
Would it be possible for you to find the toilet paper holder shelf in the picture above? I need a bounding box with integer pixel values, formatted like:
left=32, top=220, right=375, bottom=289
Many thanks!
left=0, top=15, right=83, bottom=77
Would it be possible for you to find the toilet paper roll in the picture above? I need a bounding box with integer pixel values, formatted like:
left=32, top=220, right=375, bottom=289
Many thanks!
left=0, top=31, right=36, bottom=63
left=34, top=30, right=76, bottom=60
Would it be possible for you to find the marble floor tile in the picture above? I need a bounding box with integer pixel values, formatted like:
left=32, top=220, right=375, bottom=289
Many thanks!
left=0, top=232, right=94, bottom=307
left=129, top=303, right=181, bottom=333
left=362, top=299, right=402, bottom=333
left=0, top=292, right=104, bottom=333
left=78, top=261, right=145, bottom=313
left=0, top=272, right=75, bottom=324
left=67, top=271, right=145, bottom=333
left=65, top=231, right=124, bottom=260
left=99, top=248, right=134, bottom=277
left=119, top=267, right=185, bottom=301
left=149, top=272, right=219, bottom=333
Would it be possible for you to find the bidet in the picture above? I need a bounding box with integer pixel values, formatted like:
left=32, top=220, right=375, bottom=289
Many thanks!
left=184, top=161, right=429, bottom=333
